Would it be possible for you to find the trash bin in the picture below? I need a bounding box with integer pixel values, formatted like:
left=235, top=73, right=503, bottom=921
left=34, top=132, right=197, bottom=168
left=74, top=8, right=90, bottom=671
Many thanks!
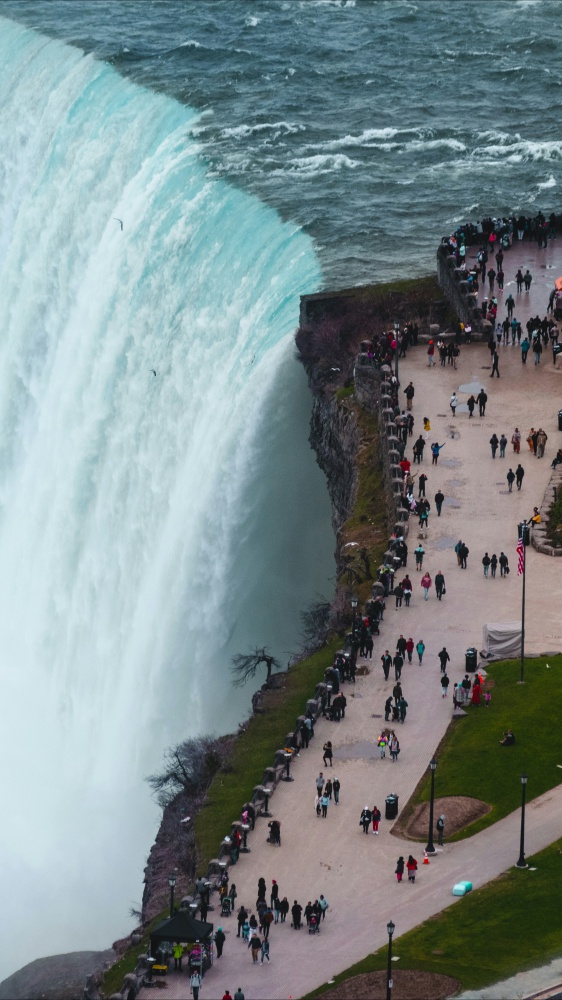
left=558, top=407, right=562, bottom=431
left=465, top=647, right=477, bottom=673
left=553, top=344, right=562, bottom=367
left=385, top=794, right=399, bottom=821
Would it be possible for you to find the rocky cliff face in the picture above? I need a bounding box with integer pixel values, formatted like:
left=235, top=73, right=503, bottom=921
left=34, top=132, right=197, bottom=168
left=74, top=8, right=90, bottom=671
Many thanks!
left=309, top=392, right=360, bottom=541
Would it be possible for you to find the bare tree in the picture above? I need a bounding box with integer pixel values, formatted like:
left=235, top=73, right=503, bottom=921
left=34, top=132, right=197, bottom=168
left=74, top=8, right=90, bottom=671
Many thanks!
left=231, top=646, right=281, bottom=688
left=146, top=735, right=226, bottom=807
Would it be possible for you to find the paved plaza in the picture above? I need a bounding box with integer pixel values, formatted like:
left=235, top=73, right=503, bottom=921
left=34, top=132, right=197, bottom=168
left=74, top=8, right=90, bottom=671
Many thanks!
left=139, top=239, right=562, bottom=1000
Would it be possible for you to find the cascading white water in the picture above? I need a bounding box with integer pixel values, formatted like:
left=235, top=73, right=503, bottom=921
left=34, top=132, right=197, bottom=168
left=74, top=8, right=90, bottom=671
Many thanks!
left=0, top=19, right=333, bottom=979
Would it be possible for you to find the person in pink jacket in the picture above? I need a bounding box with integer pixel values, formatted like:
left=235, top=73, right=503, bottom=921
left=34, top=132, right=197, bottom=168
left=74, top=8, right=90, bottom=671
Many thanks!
left=420, top=572, right=432, bottom=600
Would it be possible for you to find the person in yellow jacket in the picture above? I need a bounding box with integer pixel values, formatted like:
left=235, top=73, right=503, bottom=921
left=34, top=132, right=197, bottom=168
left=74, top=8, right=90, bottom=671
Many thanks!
left=173, top=942, right=184, bottom=971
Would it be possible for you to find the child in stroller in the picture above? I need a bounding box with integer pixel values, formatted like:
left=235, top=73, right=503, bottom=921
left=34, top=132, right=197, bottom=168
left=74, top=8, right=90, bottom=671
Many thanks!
left=221, top=895, right=232, bottom=917
left=308, top=914, right=320, bottom=934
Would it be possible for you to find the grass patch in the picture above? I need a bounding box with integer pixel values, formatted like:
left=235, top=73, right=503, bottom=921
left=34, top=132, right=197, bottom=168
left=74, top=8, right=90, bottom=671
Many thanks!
left=306, top=837, right=562, bottom=997
left=410, top=656, right=562, bottom=840
left=339, top=405, right=388, bottom=606
left=335, top=385, right=354, bottom=400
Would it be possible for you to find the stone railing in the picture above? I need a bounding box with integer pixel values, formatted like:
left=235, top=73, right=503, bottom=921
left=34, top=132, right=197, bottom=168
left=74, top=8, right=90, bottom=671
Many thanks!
left=436, top=241, right=484, bottom=335
left=531, top=464, right=562, bottom=557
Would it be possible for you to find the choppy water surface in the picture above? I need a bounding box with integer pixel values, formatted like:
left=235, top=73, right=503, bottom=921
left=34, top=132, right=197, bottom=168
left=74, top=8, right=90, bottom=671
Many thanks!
left=2, top=0, right=560, bottom=286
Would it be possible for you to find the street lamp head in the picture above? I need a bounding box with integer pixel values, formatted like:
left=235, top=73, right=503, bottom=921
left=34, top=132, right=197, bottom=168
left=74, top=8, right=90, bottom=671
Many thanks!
left=429, top=757, right=437, bottom=772
left=387, top=919, right=395, bottom=937
left=168, top=873, right=177, bottom=888
left=351, top=596, right=358, bottom=609
left=521, top=772, right=528, bottom=785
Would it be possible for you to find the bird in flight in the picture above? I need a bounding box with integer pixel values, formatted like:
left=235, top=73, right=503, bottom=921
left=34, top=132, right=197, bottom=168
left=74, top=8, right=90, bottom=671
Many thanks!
left=150, top=369, right=157, bottom=377
left=114, top=218, right=124, bottom=231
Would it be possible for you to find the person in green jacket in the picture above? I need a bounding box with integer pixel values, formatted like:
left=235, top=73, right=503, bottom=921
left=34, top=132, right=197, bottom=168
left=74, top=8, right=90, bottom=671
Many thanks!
left=173, top=942, right=184, bottom=971
left=416, top=640, right=425, bottom=665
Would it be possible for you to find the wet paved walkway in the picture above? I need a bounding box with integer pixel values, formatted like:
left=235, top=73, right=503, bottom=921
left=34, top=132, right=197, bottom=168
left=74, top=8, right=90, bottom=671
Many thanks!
left=138, top=240, right=562, bottom=999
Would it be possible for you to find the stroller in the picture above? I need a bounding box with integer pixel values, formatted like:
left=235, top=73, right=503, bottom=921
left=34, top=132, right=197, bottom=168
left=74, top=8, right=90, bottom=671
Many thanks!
left=308, top=914, right=320, bottom=934
left=221, top=896, right=232, bottom=917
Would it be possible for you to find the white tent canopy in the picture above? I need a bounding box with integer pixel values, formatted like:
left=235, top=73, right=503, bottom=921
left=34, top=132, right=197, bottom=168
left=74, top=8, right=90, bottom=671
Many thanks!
left=482, top=622, right=522, bottom=659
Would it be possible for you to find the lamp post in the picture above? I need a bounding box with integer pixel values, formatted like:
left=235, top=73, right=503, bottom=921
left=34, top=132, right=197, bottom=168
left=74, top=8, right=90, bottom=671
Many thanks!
left=516, top=772, right=528, bottom=869
left=351, top=594, right=358, bottom=640
left=168, top=872, right=177, bottom=917
left=386, top=919, right=395, bottom=1000
left=426, top=757, right=437, bottom=855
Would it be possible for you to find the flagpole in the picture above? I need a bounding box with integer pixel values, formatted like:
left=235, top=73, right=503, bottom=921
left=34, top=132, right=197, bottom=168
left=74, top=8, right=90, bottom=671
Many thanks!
left=520, top=540, right=525, bottom=684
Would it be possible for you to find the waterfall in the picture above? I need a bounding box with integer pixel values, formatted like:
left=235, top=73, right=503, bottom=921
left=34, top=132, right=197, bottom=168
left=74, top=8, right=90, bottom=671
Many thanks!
left=0, top=18, right=332, bottom=977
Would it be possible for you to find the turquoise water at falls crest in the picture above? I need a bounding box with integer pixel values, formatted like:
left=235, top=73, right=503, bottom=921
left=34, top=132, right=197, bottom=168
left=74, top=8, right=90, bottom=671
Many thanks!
left=0, top=18, right=333, bottom=978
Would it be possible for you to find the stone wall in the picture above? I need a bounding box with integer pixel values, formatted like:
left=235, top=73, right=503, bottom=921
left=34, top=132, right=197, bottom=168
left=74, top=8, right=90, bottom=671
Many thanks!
left=436, top=242, right=484, bottom=336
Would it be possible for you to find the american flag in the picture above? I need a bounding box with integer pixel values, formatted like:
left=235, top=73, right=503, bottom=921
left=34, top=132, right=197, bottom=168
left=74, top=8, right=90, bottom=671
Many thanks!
left=516, top=537, right=525, bottom=576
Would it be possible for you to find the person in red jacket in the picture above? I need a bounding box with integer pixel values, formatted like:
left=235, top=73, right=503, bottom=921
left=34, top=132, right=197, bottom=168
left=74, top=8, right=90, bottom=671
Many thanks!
left=372, top=805, right=382, bottom=834
left=406, top=855, right=418, bottom=883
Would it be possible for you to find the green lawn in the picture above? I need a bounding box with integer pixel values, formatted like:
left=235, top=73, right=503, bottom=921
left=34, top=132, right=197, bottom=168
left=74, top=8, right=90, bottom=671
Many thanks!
left=307, top=837, right=562, bottom=997
left=408, top=656, right=562, bottom=840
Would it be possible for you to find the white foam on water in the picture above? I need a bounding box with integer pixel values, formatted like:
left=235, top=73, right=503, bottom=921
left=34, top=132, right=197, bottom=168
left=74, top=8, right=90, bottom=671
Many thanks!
left=0, top=17, right=328, bottom=980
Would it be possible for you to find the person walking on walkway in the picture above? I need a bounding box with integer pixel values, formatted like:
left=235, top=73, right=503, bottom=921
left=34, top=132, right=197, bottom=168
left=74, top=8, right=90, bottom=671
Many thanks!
left=490, top=553, right=498, bottom=577
left=490, top=350, right=500, bottom=377
left=418, top=473, right=428, bottom=497
left=431, top=442, right=446, bottom=465
left=499, top=551, right=509, bottom=577
left=333, top=777, right=340, bottom=805
left=460, top=542, right=469, bottom=569
left=450, top=392, right=458, bottom=416
left=360, top=806, right=372, bottom=833
left=438, top=647, right=450, bottom=673
left=404, top=381, right=415, bottom=410
left=435, top=570, right=445, bottom=600
left=315, top=772, right=324, bottom=796
left=507, top=468, right=515, bottom=492
left=323, top=742, right=333, bottom=767
left=413, top=436, right=425, bottom=463
left=416, top=639, right=425, bottom=665
left=392, top=681, right=403, bottom=703
left=467, top=395, right=476, bottom=418
left=389, top=735, right=400, bottom=762
left=190, top=971, right=202, bottom=999
left=506, top=292, right=515, bottom=316
left=393, top=651, right=404, bottom=680
left=234, top=990, right=245, bottom=1000
left=402, top=575, right=412, bottom=605
left=499, top=433, right=507, bottom=457
left=516, top=268, right=524, bottom=292
left=398, top=696, right=408, bottom=722
left=406, top=637, right=414, bottom=662
left=477, top=388, right=487, bottom=416
left=524, top=269, right=533, bottom=291
left=414, top=543, right=425, bottom=570
left=291, top=901, right=302, bottom=929
left=320, top=793, right=329, bottom=818
left=534, top=338, right=542, bottom=365
left=527, top=428, right=536, bottom=454
left=512, top=428, right=521, bottom=453
left=437, top=814, right=445, bottom=846
left=537, top=428, right=548, bottom=458
left=261, top=939, right=270, bottom=964
left=435, top=489, right=444, bottom=516
left=516, top=464, right=525, bottom=490
left=427, top=341, right=436, bottom=366
left=441, top=672, right=450, bottom=698
left=394, top=582, right=403, bottom=608
left=381, top=651, right=392, bottom=681
left=482, top=552, right=491, bottom=577
left=490, top=433, right=499, bottom=458
left=421, top=572, right=432, bottom=600
left=406, top=855, right=418, bottom=882
left=215, top=927, right=226, bottom=958
left=395, top=856, right=405, bottom=882
left=521, top=337, right=530, bottom=363
left=372, top=805, right=381, bottom=834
